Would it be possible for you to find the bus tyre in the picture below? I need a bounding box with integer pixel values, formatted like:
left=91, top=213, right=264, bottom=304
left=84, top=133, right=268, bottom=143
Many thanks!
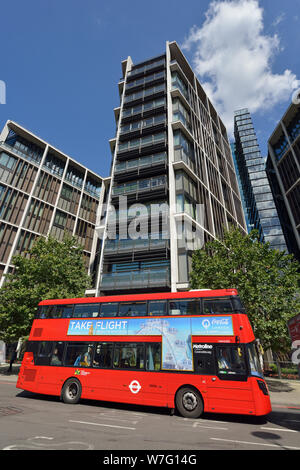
left=61, top=378, right=82, bottom=404
left=176, top=387, right=203, bottom=419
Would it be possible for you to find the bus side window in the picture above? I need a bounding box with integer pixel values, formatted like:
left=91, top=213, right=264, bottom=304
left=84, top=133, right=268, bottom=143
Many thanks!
left=118, top=302, right=147, bottom=317
left=146, top=343, right=161, bottom=371
left=73, top=303, right=100, bottom=318
left=50, top=341, right=64, bottom=366
left=113, top=343, right=144, bottom=369
left=148, top=301, right=167, bottom=316
left=203, top=298, right=233, bottom=314
left=57, top=304, right=74, bottom=318
left=99, top=303, right=119, bottom=317
left=38, top=306, right=49, bottom=319
left=169, top=299, right=199, bottom=315
left=93, top=343, right=113, bottom=368
left=64, top=343, right=94, bottom=367
left=47, top=306, right=57, bottom=319
left=35, top=341, right=54, bottom=366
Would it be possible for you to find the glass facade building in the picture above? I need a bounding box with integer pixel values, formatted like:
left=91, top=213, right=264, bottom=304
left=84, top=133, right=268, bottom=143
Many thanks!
left=95, top=42, right=247, bottom=295
left=0, top=121, right=106, bottom=288
left=233, top=109, right=287, bottom=251
left=266, top=100, right=300, bottom=261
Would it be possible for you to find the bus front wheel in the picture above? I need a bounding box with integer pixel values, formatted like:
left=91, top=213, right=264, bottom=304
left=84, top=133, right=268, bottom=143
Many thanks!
left=176, top=386, right=203, bottom=419
left=61, top=378, right=82, bottom=404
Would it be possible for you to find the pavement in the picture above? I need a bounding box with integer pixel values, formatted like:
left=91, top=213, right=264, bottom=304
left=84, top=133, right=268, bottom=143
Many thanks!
left=0, top=363, right=299, bottom=409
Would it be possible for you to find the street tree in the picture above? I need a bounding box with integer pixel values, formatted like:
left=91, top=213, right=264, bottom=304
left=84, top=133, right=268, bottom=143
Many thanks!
left=190, top=227, right=300, bottom=354
left=0, top=235, right=91, bottom=343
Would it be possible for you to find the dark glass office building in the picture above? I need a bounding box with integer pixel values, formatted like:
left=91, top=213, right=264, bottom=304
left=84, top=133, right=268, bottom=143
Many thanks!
left=233, top=108, right=287, bottom=251
left=266, top=99, right=300, bottom=261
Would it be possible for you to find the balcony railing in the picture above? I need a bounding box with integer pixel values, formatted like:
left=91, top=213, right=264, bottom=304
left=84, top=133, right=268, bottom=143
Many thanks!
left=115, top=152, right=167, bottom=174
left=127, top=59, right=165, bottom=78
left=112, top=175, right=167, bottom=197
left=0, top=141, right=43, bottom=166
left=117, top=133, right=166, bottom=154
left=104, top=236, right=169, bottom=254
left=101, top=267, right=170, bottom=290
left=126, top=71, right=165, bottom=90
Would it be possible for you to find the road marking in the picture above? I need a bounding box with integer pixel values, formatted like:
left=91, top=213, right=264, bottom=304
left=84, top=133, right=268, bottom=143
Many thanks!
left=96, top=415, right=139, bottom=424
left=210, top=437, right=300, bottom=450
left=260, top=427, right=298, bottom=433
left=192, top=422, right=228, bottom=430
left=183, top=418, right=225, bottom=424
left=69, top=420, right=136, bottom=430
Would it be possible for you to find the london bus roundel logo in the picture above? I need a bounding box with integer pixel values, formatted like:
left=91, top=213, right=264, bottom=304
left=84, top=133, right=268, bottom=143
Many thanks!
left=129, top=380, right=142, bottom=394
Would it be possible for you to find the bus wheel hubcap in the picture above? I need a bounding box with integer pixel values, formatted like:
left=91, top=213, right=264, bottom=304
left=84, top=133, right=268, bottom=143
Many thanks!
left=183, top=392, right=197, bottom=411
left=68, top=383, right=78, bottom=399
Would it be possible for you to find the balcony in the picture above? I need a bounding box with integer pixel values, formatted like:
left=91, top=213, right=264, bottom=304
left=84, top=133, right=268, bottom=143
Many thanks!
left=116, top=132, right=167, bottom=159
left=100, top=267, right=170, bottom=291
left=126, top=70, right=165, bottom=93
left=123, top=83, right=166, bottom=106
left=112, top=175, right=167, bottom=201
left=119, top=115, right=166, bottom=139
left=127, top=58, right=165, bottom=79
left=114, top=152, right=167, bottom=181
left=0, top=141, right=43, bottom=167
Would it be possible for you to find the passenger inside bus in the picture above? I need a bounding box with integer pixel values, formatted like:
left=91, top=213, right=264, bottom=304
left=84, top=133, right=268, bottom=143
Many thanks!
left=74, top=347, right=92, bottom=367
left=51, top=347, right=62, bottom=366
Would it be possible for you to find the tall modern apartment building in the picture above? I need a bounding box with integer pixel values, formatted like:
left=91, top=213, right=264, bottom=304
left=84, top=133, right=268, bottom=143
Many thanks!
left=95, top=41, right=247, bottom=296
left=233, top=108, right=287, bottom=252
left=0, top=120, right=106, bottom=288
left=266, top=98, right=300, bottom=261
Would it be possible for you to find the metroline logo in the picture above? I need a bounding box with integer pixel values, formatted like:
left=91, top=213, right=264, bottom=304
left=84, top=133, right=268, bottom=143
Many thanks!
left=129, top=380, right=141, bottom=394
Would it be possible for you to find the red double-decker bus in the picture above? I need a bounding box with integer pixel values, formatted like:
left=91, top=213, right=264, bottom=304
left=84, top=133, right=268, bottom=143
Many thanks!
left=17, top=289, right=271, bottom=418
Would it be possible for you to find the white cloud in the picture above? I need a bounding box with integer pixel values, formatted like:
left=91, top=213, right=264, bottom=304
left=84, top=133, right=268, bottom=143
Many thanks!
left=272, top=12, right=285, bottom=27
left=182, top=0, right=299, bottom=136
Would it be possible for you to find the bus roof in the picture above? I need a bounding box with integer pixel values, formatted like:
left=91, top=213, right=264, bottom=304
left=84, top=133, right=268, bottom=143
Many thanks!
left=39, top=289, right=239, bottom=306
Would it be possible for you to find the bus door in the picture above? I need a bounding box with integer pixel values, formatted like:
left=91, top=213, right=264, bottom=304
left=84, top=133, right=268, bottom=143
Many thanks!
left=192, top=343, right=214, bottom=397
left=206, top=344, right=255, bottom=415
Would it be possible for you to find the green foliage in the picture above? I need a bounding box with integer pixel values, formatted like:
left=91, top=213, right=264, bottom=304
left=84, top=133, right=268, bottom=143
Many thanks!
left=190, top=227, right=300, bottom=352
left=0, top=235, right=91, bottom=342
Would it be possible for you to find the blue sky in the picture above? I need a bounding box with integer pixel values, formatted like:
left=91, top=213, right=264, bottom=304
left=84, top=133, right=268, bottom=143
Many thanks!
left=0, top=0, right=299, bottom=177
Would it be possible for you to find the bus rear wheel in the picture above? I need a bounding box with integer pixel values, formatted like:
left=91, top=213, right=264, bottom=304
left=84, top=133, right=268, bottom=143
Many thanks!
left=176, top=387, right=203, bottom=419
left=61, top=378, right=82, bottom=404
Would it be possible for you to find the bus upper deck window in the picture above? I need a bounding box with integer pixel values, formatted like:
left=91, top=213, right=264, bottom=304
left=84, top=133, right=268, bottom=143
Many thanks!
left=58, top=305, right=74, bottom=318
left=100, top=303, right=119, bottom=317
left=203, top=298, right=233, bottom=315
left=148, top=300, right=167, bottom=316
left=73, top=304, right=100, bottom=318
left=169, top=299, right=199, bottom=315
left=119, top=302, right=147, bottom=317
